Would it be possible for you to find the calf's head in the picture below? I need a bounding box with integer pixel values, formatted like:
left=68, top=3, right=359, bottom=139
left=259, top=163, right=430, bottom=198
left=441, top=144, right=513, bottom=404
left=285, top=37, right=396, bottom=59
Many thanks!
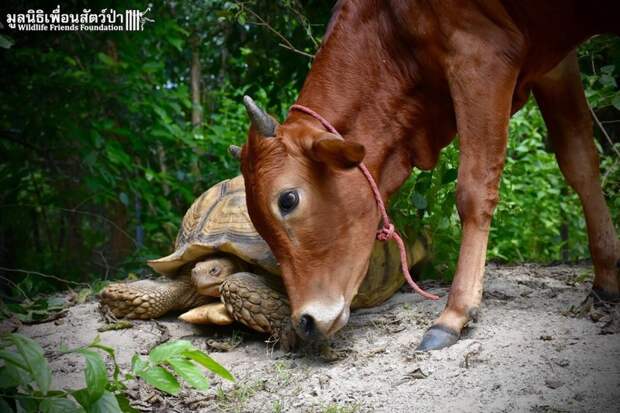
left=240, top=97, right=381, bottom=340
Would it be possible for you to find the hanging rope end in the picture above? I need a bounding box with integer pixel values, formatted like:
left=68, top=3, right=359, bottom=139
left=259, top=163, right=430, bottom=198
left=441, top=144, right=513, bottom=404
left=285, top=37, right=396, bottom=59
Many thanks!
left=423, top=291, right=440, bottom=301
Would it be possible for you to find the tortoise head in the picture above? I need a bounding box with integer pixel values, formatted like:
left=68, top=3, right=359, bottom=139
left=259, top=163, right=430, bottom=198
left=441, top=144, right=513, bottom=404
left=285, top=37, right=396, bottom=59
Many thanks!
left=191, top=257, right=244, bottom=297
left=239, top=97, right=380, bottom=340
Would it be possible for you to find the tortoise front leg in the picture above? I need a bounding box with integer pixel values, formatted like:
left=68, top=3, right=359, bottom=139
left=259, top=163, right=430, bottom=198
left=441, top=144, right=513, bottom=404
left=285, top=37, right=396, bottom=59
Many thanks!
left=220, top=272, right=297, bottom=350
left=100, top=276, right=208, bottom=319
left=179, top=302, right=235, bottom=325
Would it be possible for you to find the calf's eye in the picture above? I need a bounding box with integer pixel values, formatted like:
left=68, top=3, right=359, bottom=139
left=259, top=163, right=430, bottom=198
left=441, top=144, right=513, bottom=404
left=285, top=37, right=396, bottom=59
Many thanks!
left=278, top=190, right=299, bottom=214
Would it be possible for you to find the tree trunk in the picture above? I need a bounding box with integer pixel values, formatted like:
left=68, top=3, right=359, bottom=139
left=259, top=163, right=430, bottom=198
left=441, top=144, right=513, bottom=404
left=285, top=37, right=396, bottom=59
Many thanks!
left=218, top=24, right=231, bottom=84
left=560, top=186, right=569, bottom=263
left=104, top=39, right=132, bottom=271
left=190, top=33, right=202, bottom=128
left=156, top=145, right=171, bottom=196
left=108, top=202, right=131, bottom=270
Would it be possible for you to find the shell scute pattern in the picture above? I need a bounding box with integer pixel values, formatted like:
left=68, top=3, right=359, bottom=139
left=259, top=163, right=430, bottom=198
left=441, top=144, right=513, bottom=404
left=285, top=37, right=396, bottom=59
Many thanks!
left=148, top=176, right=278, bottom=277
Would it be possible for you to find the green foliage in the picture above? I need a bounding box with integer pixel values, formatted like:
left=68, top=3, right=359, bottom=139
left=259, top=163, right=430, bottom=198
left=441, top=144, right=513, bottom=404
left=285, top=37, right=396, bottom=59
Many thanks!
left=0, top=0, right=327, bottom=298
left=0, top=2, right=618, bottom=293
left=491, top=102, right=589, bottom=262
left=391, top=37, right=620, bottom=278
left=132, top=339, right=234, bottom=395
left=580, top=35, right=620, bottom=111
left=390, top=142, right=461, bottom=278
left=0, top=334, right=233, bottom=412
left=1, top=296, right=68, bottom=324
left=0, top=334, right=52, bottom=395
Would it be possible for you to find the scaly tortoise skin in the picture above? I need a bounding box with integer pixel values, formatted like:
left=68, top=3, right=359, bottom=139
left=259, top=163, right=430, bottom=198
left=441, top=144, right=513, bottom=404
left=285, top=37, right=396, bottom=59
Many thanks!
left=100, top=175, right=426, bottom=348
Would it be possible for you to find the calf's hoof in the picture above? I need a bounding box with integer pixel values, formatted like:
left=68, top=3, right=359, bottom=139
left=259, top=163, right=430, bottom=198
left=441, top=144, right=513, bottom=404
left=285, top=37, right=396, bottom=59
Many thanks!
left=416, top=325, right=459, bottom=351
left=591, top=287, right=620, bottom=305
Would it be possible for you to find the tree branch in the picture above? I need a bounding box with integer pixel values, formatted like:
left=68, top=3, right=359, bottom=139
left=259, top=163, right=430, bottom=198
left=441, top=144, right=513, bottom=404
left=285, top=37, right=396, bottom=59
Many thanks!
left=0, top=266, right=89, bottom=288
left=588, top=104, right=620, bottom=158
left=0, top=203, right=138, bottom=246
left=239, top=5, right=314, bottom=59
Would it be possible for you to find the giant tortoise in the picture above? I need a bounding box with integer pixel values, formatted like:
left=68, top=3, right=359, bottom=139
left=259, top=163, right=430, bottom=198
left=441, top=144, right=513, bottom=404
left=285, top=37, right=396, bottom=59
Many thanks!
left=100, top=174, right=426, bottom=348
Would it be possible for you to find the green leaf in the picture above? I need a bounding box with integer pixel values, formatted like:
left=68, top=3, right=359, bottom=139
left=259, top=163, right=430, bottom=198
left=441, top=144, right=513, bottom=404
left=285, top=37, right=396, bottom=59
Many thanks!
left=144, top=169, right=155, bottom=182
left=600, top=64, right=615, bottom=75
left=114, top=394, right=138, bottom=413
left=167, top=357, right=210, bottom=391
left=16, top=396, right=39, bottom=412
left=0, top=349, right=29, bottom=371
left=182, top=349, right=234, bottom=382
left=441, top=168, right=458, bottom=184
left=7, top=334, right=52, bottom=394
left=599, top=74, right=617, bottom=88
left=0, top=363, right=32, bottom=388
left=87, top=336, right=120, bottom=383
left=119, top=193, right=129, bottom=207
left=105, top=142, right=131, bottom=166
left=88, top=391, right=122, bottom=413
left=40, top=397, right=83, bottom=413
left=77, top=349, right=108, bottom=403
left=168, top=37, right=184, bottom=52
left=72, top=388, right=90, bottom=409
left=148, top=340, right=192, bottom=364
left=414, top=171, right=432, bottom=193
left=0, top=34, right=14, bottom=49
left=612, top=94, right=620, bottom=111
left=411, top=192, right=428, bottom=210
left=130, top=354, right=147, bottom=376
left=0, top=398, right=14, bottom=413
left=152, top=106, right=171, bottom=124
left=139, top=366, right=180, bottom=395
left=142, top=62, right=163, bottom=74
left=97, top=53, right=116, bottom=66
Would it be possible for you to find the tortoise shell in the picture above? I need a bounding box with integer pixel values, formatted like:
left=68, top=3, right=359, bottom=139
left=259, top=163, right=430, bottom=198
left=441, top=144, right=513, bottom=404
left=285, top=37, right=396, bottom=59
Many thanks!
left=148, top=176, right=279, bottom=277
left=352, top=237, right=425, bottom=309
left=149, top=175, right=425, bottom=310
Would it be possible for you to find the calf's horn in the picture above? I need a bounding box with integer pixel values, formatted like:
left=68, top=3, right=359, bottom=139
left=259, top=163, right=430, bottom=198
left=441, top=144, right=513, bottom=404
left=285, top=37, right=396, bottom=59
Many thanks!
left=228, top=145, right=241, bottom=159
left=243, top=95, right=276, bottom=137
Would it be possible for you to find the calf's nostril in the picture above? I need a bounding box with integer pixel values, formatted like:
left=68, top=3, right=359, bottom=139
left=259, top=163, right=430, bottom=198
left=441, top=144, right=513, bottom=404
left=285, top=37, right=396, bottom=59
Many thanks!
left=298, top=313, right=315, bottom=337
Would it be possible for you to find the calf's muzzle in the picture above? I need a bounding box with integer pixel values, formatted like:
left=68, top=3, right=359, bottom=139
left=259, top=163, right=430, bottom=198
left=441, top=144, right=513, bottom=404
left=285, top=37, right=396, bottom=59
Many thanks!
left=293, top=296, right=349, bottom=340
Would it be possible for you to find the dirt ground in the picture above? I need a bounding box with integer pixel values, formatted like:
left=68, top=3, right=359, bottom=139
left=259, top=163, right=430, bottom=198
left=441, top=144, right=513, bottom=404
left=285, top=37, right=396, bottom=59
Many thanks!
left=18, top=263, right=620, bottom=412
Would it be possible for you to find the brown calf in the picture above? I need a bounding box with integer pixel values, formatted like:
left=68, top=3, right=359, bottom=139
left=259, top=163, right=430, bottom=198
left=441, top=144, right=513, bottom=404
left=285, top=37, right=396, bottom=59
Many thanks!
left=240, top=0, right=620, bottom=350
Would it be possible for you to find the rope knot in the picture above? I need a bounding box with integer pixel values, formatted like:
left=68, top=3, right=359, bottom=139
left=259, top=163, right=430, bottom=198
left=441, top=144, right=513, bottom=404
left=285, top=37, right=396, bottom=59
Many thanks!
left=376, top=223, right=395, bottom=241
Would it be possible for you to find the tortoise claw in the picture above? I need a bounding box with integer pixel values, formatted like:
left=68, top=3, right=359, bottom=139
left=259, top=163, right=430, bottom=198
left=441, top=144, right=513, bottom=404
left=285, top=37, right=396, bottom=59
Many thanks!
left=416, top=324, right=459, bottom=351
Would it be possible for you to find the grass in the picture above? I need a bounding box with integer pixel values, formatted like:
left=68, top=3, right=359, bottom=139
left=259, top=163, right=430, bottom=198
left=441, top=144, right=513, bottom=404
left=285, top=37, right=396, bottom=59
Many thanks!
left=272, top=360, right=293, bottom=386
left=215, top=379, right=266, bottom=413
left=322, top=403, right=361, bottom=413
left=272, top=399, right=283, bottom=413
left=212, top=358, right=311, bottom=412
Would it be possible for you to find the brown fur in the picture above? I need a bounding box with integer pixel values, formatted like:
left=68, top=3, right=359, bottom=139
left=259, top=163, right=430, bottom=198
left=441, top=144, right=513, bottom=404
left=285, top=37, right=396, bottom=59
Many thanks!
left=241, top=0, right=620, bottom=338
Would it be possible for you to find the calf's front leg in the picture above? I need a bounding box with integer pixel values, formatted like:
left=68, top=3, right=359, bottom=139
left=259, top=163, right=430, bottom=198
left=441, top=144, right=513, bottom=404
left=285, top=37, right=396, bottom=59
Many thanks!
left=417, top=57, right=517, bottom=351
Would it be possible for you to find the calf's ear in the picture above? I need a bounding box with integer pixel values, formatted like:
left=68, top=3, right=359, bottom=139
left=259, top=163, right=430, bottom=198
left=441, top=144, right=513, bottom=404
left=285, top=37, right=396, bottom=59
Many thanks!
left=309, top=134, right=365, bottom=169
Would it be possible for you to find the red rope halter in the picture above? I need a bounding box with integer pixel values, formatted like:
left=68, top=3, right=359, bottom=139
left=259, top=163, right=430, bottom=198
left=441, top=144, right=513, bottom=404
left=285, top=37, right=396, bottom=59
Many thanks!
left=290, top=104, right=439, bottom=300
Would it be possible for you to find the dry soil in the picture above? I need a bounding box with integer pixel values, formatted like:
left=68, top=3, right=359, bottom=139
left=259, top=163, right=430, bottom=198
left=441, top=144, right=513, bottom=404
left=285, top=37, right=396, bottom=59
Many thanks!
left=18, top=263, right=620, bottom=412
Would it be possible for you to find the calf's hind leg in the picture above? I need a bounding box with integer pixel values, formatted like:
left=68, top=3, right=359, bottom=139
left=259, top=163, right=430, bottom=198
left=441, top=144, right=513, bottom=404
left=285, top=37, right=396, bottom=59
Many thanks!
left=533, top=51, right=620, bottom=298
